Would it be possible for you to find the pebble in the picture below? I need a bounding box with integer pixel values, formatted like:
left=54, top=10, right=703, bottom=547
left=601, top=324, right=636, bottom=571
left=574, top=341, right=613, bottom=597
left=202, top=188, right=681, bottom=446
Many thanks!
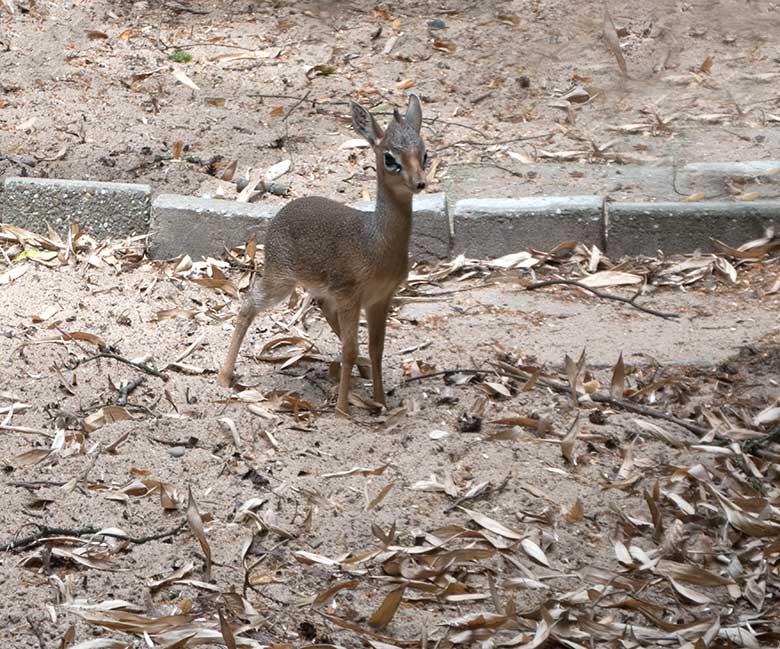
left=428, top=18, right=447, bottom=30
left=169, top=446, right=186, bottom=458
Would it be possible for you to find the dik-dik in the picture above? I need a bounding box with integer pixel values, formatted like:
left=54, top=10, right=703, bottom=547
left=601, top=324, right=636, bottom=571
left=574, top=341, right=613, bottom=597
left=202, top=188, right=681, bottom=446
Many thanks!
left=218, top=95, right=428, bottom=415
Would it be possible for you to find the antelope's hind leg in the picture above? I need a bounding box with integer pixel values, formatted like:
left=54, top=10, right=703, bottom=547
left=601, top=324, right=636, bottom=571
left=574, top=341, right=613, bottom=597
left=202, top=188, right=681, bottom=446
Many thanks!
left=218, top=276, right=293, bottom=387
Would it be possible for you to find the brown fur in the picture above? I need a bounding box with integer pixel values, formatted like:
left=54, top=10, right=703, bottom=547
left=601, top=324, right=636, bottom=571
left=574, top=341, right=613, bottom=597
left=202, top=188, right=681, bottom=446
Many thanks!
left=218, top=95, right=428, bottom=415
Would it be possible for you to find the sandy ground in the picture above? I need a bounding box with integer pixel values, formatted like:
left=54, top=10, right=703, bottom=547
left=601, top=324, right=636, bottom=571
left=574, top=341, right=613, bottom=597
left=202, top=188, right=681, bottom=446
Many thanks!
left=1, top=242, right=780, bottom=646
left=2, top=0, right=780, bottom=208
left=3, top=1, right=780, bottom=647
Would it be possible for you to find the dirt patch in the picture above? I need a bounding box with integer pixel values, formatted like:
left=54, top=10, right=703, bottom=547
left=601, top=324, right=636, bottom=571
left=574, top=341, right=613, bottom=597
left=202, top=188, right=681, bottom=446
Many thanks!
left=2, top=0, right=780, bottom=210
left=2, top=229, right=780, bottom=645
left=3, top=2, right=780, bottom=646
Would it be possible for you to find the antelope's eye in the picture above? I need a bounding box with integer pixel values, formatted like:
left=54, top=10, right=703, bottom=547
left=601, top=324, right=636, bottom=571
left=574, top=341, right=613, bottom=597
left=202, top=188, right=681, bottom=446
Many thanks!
left=383, top=151, right=401, bottom=172
left=422, top=151, right=429, bottom=167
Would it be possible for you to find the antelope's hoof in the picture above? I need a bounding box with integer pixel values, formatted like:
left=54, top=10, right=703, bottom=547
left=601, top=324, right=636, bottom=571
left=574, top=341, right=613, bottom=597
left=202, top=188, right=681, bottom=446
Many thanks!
left=217, top=371, right=234, bottom=388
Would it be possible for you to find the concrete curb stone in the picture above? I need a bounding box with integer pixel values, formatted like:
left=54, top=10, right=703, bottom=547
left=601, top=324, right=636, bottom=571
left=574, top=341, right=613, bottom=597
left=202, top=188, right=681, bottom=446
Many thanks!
left=149, top=192, right=449, bottom=260
left=676, top=160, right=780, bottom=199
left=607, top=201, right=780, bottom=256
left=5, top=163, right=780, bottom=260
left=149, top=194, right=279, bottom=259
left=451, top=196, right=604, bottom=257
left=1, top=177, right=151, bottom=239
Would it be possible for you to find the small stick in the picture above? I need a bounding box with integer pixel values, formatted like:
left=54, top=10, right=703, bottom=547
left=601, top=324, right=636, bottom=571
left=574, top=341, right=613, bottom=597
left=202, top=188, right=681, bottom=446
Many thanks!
left=526, top=279, right=679, bottom=320
left=402, top=368, right=491, bottom=384
left=74, top=352, right=168, bottom=380
left=436, top=133, right=555, bottom=152
left=26, top=615, right=46, bottom=649
left=117, top=377, right=145, bottom=406
left=163, top=334, right=205, bottom=370
left=446, top=161, right=526, bottom=178
left=0, top=424, right=54, bottom=438
left=493, top=361, right=709, bottom=438
left=2, top=520, right=187, bottom=552
left=283, top=90, right=311, bottom=122
left=443, top=474, right=511, bottom=513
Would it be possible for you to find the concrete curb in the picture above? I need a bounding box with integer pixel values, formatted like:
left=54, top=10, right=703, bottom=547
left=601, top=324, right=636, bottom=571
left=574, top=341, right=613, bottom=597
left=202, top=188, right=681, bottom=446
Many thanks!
left=149, top=192, right=450, bottom=260
left=607, top=201, right=780, bottom=256
left=452, top=196, right=604, bottom=257
left=1, top=177, right=151, bottom=239
left=2, top=162, right=780, bottom=260
left=150, top=194, right=278, bottom=260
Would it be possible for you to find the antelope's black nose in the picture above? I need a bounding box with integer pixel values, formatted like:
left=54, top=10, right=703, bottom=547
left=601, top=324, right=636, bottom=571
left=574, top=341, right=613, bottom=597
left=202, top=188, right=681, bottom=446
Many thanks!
left=416, top=181, right=427, bottom=190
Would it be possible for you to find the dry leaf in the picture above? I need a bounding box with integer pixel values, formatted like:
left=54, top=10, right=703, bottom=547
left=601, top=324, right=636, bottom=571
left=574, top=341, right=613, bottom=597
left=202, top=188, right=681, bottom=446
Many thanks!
left=580, top=270, right=642, bottom=288
left=13, top=448, right=50, bottom=467
left=186, top=486, right=212, bottom=581
left=610, top=353, right=625, bottom=399
left=323, top=465, right=387, bottom=478
left=368, top=584, right=406, bottom=629
left=366, top=482, right=394, bottom=510
left=521, top=538, right=551, bottom=567
left=172, top=68, right=199, bottom=91
left=565, top=498, right=584, bottom=523
left=147, top=561, right=195, bottom=591
left=218, top=608, right=238, bottom=649
left=560, top=415, right=580, bottom=465
left=312, top=579, right=360, bottom=608
left=305, top=63, right=337, bottom=79
left=461, top=508, right=523, bottom=540
left=670, top=578, right=713, bottom=604
left=432, top=40, right=457, bottom=54
left=602, top=5, right=628, bottom=77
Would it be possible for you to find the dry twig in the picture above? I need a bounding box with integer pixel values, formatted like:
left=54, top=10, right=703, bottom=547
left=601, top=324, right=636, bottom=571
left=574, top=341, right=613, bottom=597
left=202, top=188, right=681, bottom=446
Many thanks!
left=493, top=360, right=709, bottom=438
left=73, top=352, right=169, bottom=380
left=2, top=520, right=188, bottom=552
left=526, top=279, right=679, bottom=320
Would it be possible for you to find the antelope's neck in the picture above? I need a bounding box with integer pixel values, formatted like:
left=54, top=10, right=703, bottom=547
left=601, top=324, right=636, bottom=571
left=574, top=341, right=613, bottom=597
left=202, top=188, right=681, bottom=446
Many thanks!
left=370, top=173, right=413, bottom=262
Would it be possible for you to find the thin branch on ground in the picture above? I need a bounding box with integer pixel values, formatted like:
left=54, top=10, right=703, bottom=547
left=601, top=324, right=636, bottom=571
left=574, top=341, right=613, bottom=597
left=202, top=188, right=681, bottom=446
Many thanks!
left=492, top=361, right=710, bottom=438
left=3, top=525, right=100, bottom=551
left=117, top=376, right=145, bottom=406
left=73, top=352, right=169, bottom=380
left=444, top=474, right=511, bottom=513
left=425, top=116, right=490, bottom=137
left=248, top=93, right=312, bottom=102
left=119, top=519, right=188, bottom=544
left=403, top=368, right=493, bottom=384
left=436, top=133, right=555, bottom=152
left=163, top=41, right=258, bottom=52
left=0, top=424, right=54, bottom=437
left=446, top=161, right=526, bottom=178
left=283, top=90, right=311, bottom=122
left=526, top=279, right=680, bottom=320
left=26, top=615, right=46, bottom=649
left=2, top=520, right=188, bottom=552
left=403, top=281, right=497, bottom=297
left=10, top=480, right=67, bottom=490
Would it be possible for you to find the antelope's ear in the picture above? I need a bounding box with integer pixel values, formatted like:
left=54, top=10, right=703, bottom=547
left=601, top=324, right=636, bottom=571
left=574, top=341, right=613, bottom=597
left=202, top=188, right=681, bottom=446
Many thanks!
left=351, top=101, right=384, bottom=146
left=405, top=94, right=423, bottom=132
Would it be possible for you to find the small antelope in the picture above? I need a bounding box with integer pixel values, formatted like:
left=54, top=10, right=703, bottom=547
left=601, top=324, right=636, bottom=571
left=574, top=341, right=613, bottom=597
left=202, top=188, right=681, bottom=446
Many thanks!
left=218, top=95, right=428, bottom=415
